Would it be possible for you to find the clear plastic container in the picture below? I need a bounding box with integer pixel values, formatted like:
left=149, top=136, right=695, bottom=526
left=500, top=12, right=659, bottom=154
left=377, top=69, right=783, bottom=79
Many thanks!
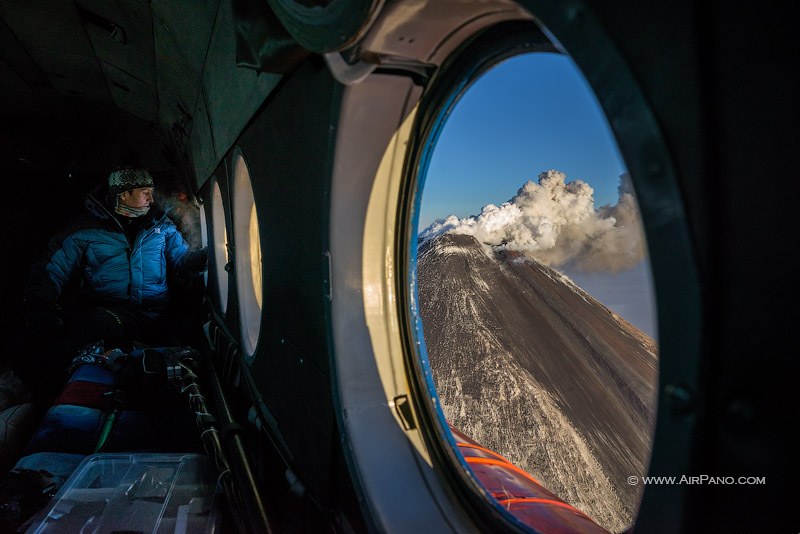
left=25, top=453, right=222, bottom=533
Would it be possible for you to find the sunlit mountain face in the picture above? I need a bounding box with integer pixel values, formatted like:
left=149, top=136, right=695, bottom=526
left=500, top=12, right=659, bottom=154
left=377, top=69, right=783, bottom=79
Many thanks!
left=417, top=232, right=658, bottom=532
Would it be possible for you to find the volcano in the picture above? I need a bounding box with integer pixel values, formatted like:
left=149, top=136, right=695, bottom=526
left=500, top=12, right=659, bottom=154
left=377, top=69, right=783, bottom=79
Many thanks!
left=417, top=232, right=658, bottom=532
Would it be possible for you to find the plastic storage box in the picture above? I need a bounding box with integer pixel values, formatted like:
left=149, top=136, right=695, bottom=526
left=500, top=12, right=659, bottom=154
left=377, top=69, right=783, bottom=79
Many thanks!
left=25, top=453, right=222, bottom=533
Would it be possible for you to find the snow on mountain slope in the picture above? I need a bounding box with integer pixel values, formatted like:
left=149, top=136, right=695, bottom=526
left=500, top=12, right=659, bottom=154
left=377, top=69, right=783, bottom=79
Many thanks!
left=417, top=232, right=657, bottom=532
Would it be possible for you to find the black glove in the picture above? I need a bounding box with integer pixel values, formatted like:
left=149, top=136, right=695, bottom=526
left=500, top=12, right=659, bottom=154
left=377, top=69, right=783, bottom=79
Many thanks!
left=184, top=246, right=208, bottom=275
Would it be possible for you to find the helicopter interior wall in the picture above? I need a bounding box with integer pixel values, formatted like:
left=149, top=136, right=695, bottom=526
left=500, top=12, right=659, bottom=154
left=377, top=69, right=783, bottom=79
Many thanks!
left=187, top=0, right=284, bottom=187
left=203, top=56, right=342, bottom=512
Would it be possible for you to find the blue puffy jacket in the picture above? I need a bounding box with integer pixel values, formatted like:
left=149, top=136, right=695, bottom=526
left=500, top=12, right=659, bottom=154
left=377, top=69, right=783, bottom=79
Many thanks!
left=25, top=191, right=207, bottom=314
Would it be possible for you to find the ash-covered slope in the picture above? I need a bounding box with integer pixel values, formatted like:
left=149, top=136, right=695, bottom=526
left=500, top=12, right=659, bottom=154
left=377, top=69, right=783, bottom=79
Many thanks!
left=417, top=232, right=658, bottom=532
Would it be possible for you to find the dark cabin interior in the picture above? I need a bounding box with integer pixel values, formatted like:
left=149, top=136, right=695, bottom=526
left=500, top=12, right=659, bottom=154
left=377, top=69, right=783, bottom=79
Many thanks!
left=0, top=0, right=797, bottom=533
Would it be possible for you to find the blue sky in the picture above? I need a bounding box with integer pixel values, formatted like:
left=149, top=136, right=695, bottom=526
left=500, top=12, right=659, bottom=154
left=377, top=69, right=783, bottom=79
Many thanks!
left=419, top=52, right=627, bottom=229
left=417, top=52, right=657, bottom=339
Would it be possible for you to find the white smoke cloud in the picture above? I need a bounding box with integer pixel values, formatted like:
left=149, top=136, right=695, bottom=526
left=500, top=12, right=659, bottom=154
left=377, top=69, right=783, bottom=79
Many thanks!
left=419, top=170, right=646, bottom=273
left=158, top=192, right=203, bottom=249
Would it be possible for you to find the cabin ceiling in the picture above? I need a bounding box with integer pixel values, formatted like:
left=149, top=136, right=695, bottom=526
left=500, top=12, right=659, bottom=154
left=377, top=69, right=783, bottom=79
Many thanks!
left=0, top=0, right=527, bottom=184
left=0, top=0, right=217, bottom=176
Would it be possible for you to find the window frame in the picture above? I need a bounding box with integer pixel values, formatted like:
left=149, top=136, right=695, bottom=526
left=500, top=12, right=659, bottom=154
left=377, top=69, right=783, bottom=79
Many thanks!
left=231, top=149, right=264, bottom=361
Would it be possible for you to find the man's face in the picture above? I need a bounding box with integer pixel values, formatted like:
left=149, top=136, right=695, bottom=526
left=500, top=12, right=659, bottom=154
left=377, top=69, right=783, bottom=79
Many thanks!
left=119, top=187, right=154, bottom=208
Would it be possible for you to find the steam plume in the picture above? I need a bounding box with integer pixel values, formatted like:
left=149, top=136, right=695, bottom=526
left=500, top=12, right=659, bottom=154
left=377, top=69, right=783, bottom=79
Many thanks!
left=419, top=170, right=645, bottom=273
left=158, top=192, right=203, bottom=249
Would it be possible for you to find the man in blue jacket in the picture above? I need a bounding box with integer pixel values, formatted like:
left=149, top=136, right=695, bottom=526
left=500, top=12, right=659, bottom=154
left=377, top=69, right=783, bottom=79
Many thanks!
left=22, top=168, right=208, bottom=401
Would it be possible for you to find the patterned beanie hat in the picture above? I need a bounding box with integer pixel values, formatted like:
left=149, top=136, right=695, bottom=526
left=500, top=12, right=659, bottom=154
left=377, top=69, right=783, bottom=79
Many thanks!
left=108, top=168, right=154, bottom=195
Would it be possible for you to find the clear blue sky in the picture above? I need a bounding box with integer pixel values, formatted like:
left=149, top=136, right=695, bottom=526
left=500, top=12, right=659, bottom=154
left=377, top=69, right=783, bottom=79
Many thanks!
left=417, top=52, right=657, bottom=339
left=419, top=52, right=627, bottom=230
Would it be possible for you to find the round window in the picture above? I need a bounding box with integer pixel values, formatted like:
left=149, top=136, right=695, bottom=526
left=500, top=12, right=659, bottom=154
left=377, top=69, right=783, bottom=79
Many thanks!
left=409, top=43, right=657, bottom=533
left=211, top=179, right=229, bottom=315
left=233, top=153, right=263, bottom=359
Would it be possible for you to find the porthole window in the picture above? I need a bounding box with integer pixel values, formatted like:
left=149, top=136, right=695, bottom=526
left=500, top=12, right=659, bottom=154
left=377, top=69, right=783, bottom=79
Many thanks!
left=211, top=179, right=229, bottom=315
left=232, top=153, right=263, bottom=359
left=408, top=33, right=658, bottom=534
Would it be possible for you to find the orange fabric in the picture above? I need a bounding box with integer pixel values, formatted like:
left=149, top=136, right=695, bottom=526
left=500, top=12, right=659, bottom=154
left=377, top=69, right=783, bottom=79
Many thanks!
left=455, top=442, right=510, bottom=462
left=498, top=497, right=583, bottom=512
left=463, top=456, right=544, bottom=486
